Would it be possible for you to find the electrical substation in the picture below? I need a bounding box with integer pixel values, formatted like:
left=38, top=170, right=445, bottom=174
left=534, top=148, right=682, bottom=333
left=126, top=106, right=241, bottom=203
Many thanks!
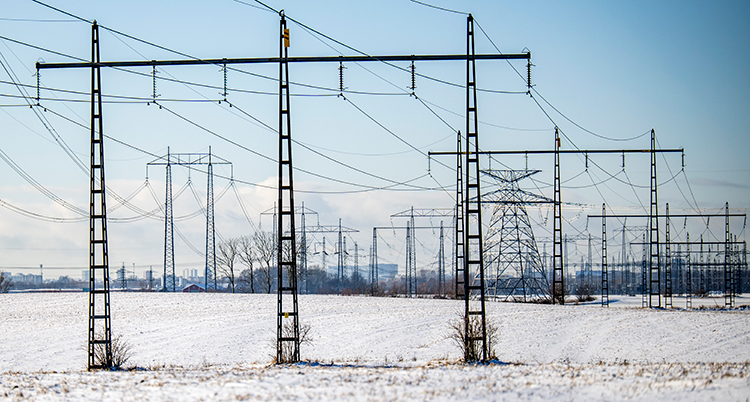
left=2, top=1, right=747, bottom=370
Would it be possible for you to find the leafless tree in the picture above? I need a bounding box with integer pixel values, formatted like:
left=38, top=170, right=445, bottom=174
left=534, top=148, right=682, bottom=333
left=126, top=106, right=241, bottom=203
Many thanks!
left=217, top=237, right=241, bottom=293
left=0, top=273, right=13, bottom=293
left=238, top=235, right=256, bottom=293
left=253, top=229, right=275, bottom=293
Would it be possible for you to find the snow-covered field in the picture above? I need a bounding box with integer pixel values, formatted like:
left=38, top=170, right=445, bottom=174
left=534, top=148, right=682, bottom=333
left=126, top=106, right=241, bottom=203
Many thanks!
left=1, top=293, right=749, bottom=401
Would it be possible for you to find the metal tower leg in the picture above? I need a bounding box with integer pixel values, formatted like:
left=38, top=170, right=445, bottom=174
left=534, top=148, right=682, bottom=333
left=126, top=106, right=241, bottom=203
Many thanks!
left=685, top=233, right=693, bottom=308
left=205, top=148, right=216, bottom=292
left=371, top=227, right=378, bottom=295
left=665, top=203, right=672, bottom=308
left=725, top=202, right=732, bottom=308
left=463, top=14, right=488, bottom=361
left=88, top=21, right=113, bottom=370
left=338, top=218, right=344, bottom=292
left=412, top=208, right=417, bottom=296
left=162, top=148, right=175, bottom=292
left=552, top=128, right=564, bottom=304
left=601, top=204, right=609, bottom=307
left=276, top=12, right=300, bottom=363
left=301, top=203, right=307, bottom=294
left=649, top=129, right=660, bottom=308
left=404, top=221, right=412, bottom=297
left=642, top=233, right=647, bottom=308
left=439, top=221, right=445, bottom=297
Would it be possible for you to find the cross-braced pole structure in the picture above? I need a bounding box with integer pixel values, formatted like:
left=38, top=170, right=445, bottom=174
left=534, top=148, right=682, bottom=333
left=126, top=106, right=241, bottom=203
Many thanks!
left=147, top=148, right=231, bottom=292
left=276, top=12, right=300, bottom=363
left=37, top=12, right=529, bottom=367
left=463, top=14, right=488, bottom=361
left=87, top=21, right=112, bottom=370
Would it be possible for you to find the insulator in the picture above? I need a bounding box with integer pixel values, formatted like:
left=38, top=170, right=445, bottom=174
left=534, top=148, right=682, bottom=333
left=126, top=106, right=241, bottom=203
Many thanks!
left=152, top=65, right=157, bottom=102
left=338, top=61, right=345, bottom=94
left=35, top=70, right=40, bottom=104
left=222, top=62, right=228, bottom=100
left=527, top=61, right=531, bottom=89
left=409, top=60, right=416, bottom=93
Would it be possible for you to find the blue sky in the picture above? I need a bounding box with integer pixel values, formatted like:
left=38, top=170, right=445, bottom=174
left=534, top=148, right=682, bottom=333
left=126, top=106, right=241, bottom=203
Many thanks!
left=1, top=0, right=748, bottom=279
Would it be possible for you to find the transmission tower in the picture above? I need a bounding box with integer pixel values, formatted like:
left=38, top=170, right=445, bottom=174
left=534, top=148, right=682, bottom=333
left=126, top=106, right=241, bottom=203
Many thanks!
left=205, top=148, right=216, bottom=292
left=147, top=148, right=231, bottom=292
left=87, top=21, right=112, bottom=370
left=482, top=169, right=551, bottom=302
left=277, top=12, right=300, bottom=363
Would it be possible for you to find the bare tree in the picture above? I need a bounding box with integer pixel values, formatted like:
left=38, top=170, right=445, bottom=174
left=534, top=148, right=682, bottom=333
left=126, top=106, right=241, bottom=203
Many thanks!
left=238, top=235, right=256, bottom=293
left=217, top=237, right=241, bottom=293
left=0, top=273, right=13, bottom=293
left=253, top=229, right=275, bottom=294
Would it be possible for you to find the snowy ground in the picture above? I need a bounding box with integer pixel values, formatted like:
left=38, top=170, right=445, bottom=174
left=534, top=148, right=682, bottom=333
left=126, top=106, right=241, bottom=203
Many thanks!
left=1, top=293, right=749, bottom=401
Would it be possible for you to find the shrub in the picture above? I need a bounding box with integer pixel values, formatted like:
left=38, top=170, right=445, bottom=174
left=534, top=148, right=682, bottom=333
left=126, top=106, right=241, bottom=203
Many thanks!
left=275, top=321, right=312, bottom=364
left=93, top=332, right=133, bottom=369
left=448, top=313, right=499, bottom=362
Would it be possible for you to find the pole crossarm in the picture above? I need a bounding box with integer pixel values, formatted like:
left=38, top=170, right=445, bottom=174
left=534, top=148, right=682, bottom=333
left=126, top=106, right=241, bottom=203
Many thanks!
left=146, top=152, right=231, bottom=166
left=37, top=53, right=531, bottom=70
left=390, top=208, right=454, bottom=218
left=429, top=148, right=684, bottom=156
left=306, top=225, right=358, bottom=233
left=588, top=213, right=746, bottom=219
left=630, top=241, right=746, bottom=246
left=375, top=226, right=454, bottom=230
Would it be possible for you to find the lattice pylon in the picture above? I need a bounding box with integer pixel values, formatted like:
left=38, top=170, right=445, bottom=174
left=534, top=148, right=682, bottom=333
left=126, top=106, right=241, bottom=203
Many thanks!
left=276, top=12, right=300, bottom=364
left=205, top=149, right=216, bottom=292
left=483, top=170, right=551, bottom=302
left=88, top=21, right=112, bottom=370
left=463, top=14, right=487, bottom=362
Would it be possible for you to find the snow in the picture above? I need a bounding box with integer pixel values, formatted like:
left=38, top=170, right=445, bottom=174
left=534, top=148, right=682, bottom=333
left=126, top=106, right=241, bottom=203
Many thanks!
left=1, top=292, right=749, bottom=400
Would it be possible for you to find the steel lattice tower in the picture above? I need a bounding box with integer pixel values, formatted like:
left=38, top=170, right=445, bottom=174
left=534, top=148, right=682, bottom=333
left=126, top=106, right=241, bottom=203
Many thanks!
left=438, top=221, right=445, bottom=296
left=552, top=128, right=564, bottom=304
left=463, top=14, right=488, bottom=361
left=649, top=129, right=660, bottom=307
left=205, top=149, right=217, bottom=292
left=370, top=228, right=378, bottom=295
left=601, top=204, right=609, bottom=306
left=665, top=203, right=672, bottom=308
left=276, top=12, right=300, bottom=363
left=88, top=21, right=112, bottom=370
left=483, top=169, right=551, bottom=302
left=162, top=148, right=176, bottom=292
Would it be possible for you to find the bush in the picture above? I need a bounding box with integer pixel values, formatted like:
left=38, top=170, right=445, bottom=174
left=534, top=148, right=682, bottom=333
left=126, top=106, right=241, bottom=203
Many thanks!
left=275, top=321, right=312, bottom=364
left=93, top=332, right=133, bottom=369
left=448, top=313, right=499, bottom=362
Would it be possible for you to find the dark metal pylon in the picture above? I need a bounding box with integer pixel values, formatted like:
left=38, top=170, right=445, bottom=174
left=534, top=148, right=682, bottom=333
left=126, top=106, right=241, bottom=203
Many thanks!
left=276, top=12, right=300, bottom=363
left=725, top=202, right=733, bottom=307
left=649, top=129, right=660, bottom=307
left=552, top=128, right=564, bottom=304
left=686, top=233, right=692, bottom=308
left=205, top=148, right=216, bottom=292
left=665, top=203, right=672, bottom=308
left=161, top=148, right=176, bottom=292
left=601, top=204, right=609, bottom=307
left=370, top=228, right=378, bottom=295
left=438, top=221, right=445, bottom=296
left=463, top=14, right=487, bottom=361
left=88, top=21, right=112, bottom=370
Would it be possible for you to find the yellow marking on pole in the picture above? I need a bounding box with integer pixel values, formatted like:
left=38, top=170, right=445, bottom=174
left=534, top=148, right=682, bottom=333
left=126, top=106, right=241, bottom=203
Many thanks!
left=283, top=29, right=290, bottom=48
left=284, top=312, right=289, bottom=319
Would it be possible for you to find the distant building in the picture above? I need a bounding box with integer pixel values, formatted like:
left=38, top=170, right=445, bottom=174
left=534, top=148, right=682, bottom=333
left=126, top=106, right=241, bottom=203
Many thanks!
left=182, top=284, right=205, bottom=293
left=378, top=264, right=398, bottom=279
left=10, top=273, right=42, bottom=285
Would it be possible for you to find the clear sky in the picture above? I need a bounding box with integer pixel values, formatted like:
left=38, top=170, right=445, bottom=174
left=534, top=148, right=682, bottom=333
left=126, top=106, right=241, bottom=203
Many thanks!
left=1, top=0, right=748, bottom=280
